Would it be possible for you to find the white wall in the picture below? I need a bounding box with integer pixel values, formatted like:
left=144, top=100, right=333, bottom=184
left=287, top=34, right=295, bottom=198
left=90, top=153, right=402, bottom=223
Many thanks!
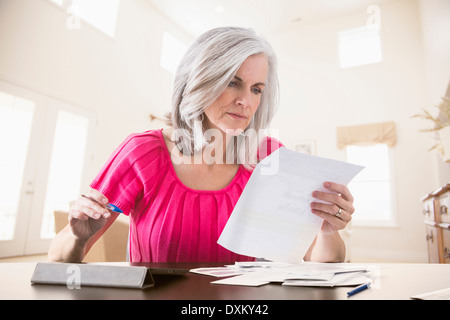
left=0, top=0, right=192, bottom=190
left=268, top=0, right=441, bottom=262
left=1, top=0, right=447, bottom=262
left=418, top=0, right=450, bottom=186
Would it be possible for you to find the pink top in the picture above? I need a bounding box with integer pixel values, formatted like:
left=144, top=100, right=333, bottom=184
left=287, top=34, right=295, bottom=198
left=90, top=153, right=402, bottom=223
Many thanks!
left=90, top=129, right=282, bottom=263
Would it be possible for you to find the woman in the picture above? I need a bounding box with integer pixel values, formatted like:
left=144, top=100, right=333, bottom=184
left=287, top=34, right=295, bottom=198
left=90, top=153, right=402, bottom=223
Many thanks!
left=48, top=27, right=355, bottom=264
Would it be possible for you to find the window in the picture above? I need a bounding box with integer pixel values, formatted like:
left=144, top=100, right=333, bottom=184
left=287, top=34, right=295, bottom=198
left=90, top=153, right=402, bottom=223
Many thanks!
left=71, top=0, right=120, bottom=37
left=338, top=26, right=382, bottom=69
left=160, top=31, right=188, bottom=74
left=346, top=144, right=396, bottom=226
left=40, top=111, right=90, bottom=239
left=50, top=0, right=64, bottom=6
left=337, top=122, right=397, bottom=227
left=47, top=0, right=120, bottom=38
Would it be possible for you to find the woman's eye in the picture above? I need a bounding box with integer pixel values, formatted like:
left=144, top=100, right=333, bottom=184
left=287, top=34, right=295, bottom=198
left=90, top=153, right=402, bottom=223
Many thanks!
left=228, top=81, right=238, bottom=87
left=252, top=87, right=262, bottom=94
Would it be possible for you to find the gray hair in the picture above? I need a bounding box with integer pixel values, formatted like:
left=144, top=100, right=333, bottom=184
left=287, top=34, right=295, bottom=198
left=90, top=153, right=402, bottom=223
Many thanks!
left=169, top=27, right=279, bottom=170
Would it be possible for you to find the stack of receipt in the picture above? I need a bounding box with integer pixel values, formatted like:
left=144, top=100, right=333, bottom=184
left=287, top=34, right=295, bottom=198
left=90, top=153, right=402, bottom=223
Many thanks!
left=190, top=262, right=376, bottom=287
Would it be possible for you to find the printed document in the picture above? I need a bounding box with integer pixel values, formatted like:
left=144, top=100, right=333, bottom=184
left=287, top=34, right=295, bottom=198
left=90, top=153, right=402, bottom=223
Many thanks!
left=217, top=147, right=364, bottom=263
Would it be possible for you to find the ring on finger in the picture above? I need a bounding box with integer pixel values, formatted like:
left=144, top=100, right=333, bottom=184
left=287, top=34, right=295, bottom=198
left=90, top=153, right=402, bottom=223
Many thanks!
left=335, top=207, right=343, bottom=218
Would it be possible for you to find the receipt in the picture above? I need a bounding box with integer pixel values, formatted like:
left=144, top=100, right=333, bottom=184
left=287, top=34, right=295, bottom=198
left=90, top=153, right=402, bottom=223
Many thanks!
left=217, top=147, right=364, bottom=263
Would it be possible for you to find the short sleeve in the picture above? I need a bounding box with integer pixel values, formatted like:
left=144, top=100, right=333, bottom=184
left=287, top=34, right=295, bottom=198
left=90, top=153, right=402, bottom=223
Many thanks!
left=257, top=136, right=284, bottom=161
left=90, top=130, right=165, bottom=215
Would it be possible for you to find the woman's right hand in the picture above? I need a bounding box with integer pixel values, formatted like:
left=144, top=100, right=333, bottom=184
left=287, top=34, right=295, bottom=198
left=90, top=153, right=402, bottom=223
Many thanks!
left=68, top=189, right=112, bottom=242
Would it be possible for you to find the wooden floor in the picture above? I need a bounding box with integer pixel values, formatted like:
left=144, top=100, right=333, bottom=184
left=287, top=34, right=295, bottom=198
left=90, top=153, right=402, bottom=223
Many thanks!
left=0, top=254, right=48, bottom=263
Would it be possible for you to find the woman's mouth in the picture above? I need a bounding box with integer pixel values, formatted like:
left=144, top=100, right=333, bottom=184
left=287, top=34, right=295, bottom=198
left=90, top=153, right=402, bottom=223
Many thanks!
left=227, top=112, right=247, bottom=120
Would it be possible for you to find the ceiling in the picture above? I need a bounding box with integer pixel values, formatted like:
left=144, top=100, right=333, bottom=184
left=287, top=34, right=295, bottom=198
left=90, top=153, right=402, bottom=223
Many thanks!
left=148, top=0, right=395, bottom=37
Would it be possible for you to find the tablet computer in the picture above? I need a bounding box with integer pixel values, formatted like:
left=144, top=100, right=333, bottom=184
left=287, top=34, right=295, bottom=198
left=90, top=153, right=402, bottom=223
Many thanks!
left=129, top=262, right=189, bottom=275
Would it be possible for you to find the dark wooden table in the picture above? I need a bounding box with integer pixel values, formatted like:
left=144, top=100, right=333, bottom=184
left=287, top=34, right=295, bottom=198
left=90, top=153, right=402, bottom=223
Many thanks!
left=1, top=262, right=449, bottom=301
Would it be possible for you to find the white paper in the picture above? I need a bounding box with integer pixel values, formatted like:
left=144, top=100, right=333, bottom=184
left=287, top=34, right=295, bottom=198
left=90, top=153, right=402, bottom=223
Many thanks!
left=412, top=288, right=450, bottom=300
left=211, top=274, right=270, bottom=287
left=217, top=147, right=364, bottom=263
left=207, top=262, right=375, bottom=287
left=189, top=267, right=244, bottom=278
left=211, top=265, right=372, bottom=287
left=282, top=272, right=371, bottom=287
left=234, top=261, right=292, bottom=269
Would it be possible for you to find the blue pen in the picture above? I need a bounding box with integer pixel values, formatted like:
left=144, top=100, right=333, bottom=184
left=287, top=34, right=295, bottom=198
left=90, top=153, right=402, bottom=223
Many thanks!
left=81, top=195, right=123, bottom=214
left=347, top=282, right=371, bottom=297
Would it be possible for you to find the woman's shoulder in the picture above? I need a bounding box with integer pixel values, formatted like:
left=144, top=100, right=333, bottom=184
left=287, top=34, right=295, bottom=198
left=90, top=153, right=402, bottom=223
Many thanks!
left=124, top=128, right=164, bottom=143
left=90, top=129, right=168, bottom=207
left=122, top=129, right=165, bottom=147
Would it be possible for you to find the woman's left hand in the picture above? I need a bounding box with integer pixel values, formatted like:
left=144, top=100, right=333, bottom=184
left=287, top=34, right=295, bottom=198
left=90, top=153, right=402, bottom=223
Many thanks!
left=310, top=182, right=355, bottom=234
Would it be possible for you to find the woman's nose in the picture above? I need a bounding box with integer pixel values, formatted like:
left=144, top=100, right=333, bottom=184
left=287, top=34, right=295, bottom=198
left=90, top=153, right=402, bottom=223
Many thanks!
left=235, top=90, right=251, bottom=108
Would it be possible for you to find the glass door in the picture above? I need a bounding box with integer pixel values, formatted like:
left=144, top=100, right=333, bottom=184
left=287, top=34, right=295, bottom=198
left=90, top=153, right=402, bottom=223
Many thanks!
left=0, top=81, right=95, bottom=257
left=0, top=89, right=37, bottom=257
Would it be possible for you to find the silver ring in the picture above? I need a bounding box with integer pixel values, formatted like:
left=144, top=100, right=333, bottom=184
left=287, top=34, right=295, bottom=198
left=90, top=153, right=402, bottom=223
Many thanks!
left=335, top=207, right=343, bottom=218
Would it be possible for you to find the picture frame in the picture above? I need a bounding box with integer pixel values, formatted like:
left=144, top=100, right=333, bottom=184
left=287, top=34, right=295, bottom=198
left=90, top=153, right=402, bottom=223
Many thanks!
left=292, top=140, right=316, bottom=155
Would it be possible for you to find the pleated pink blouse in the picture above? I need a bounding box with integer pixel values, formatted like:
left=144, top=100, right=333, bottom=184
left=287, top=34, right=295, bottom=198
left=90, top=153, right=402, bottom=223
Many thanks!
left=90, top=129, right=282, bottom=263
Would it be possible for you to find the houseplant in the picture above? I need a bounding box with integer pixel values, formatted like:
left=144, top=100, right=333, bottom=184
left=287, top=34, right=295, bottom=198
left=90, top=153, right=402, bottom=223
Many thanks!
left=413, top=97, right=450, bottom=162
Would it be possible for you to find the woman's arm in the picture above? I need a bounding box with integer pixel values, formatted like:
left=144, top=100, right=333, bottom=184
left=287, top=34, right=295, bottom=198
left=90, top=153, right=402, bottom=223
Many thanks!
left=304, top=182, right=355, bottom=263
left=303, top=230, right=346, bottom=263
left=48, top=189, right=119, bottom=263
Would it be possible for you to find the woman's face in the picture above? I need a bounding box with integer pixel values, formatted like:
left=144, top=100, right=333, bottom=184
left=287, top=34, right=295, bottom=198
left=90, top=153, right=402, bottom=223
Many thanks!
left=204, top=54, right=268, bottom=135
